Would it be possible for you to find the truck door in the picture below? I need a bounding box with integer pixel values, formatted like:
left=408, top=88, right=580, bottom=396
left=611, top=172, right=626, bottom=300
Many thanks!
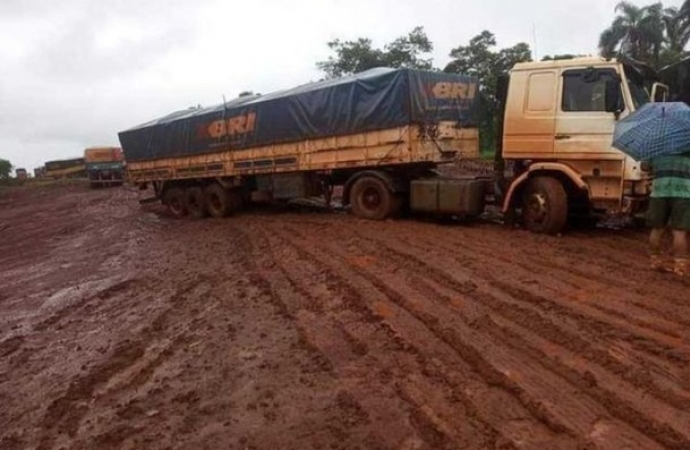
left=503, top=70, right=558, bottom=156
left=554, top=68, right=622, bottom=157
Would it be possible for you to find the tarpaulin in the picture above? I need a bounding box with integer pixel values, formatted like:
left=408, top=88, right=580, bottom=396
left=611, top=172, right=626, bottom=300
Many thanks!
left=118, top=68, right=478, bottom=162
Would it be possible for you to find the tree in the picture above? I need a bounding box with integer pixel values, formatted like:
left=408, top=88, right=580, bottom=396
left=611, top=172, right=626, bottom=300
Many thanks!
left=0, top=159, right=13, bottom=180
left=599, top=2, right=666, bottom=67
left=444, top=31, right=531, bottom=154
left=317, top=27, right=433, bottom=78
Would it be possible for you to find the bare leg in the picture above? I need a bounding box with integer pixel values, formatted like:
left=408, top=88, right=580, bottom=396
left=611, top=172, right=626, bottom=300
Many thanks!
left=649, top=228, right=665, bottom=271
left=672, top=230, right=689, bottom=277
left=672, top=230, right=688, bottom=257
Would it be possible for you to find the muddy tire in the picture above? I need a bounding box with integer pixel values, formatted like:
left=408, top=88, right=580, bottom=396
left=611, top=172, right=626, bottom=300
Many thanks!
left=185, top=186, right=208, bottom=219
left=350, top=176, right=400, bottom=220
left=205, top=184, right=243, bottom=218
left=162, top=187, right=187, bottom=219
left=521, top=177, right=568, bottom=235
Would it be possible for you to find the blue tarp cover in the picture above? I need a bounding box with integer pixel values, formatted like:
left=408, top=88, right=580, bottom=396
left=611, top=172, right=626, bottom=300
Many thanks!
left=118, top=68, right=479, bottom=162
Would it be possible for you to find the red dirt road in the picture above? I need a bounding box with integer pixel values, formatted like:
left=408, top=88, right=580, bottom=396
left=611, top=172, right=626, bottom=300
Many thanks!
left=1, top=183, right=689, bottom=450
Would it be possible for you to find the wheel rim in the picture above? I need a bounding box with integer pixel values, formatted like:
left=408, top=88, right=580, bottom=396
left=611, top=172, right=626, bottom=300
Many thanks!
left=169, top=197, right=183, bottom=215
left=525, top=192, right=548, bottom=225
left=361, top=187, right=382, bottom=211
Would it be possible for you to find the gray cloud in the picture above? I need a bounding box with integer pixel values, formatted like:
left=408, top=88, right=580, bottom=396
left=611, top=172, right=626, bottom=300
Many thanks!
left=0, top=0, right=685, bottom=171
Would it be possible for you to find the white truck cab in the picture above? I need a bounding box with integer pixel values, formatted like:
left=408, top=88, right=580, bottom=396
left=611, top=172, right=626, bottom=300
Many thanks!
left=500, top=57, right=664, bottom=234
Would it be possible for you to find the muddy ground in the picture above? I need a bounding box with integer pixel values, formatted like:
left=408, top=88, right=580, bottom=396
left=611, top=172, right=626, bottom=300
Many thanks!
left=1, top=182, right=689, bottom=450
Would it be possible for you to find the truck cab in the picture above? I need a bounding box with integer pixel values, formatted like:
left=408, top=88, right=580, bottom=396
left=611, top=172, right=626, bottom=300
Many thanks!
left=500, top=57, right=663, bottom=234
left=84, top=147, right=125, bottom=188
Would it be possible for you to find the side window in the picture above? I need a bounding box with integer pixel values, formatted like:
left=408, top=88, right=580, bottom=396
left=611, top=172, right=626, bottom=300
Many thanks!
left=527, top=72, right=556, bottom=112
left=561, top=69, right=619, bottom=112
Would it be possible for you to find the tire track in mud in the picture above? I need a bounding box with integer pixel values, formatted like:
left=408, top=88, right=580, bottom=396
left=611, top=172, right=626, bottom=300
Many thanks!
left=34, top=278, right=144, bottom=333
left=334, top=223, right=690, bottom=382
left=273, top=218, right=690, bottom=450
left=366, top=237, right=688, bottom=448
left=341, top=220, right=690, bottom=368
left=372, top=219, right=690, bottom=328
left=34, top=278, right=212, bottom=450
left=435, top=225, right=690, bottom=326
left=426, top=229, right=690, bottom=394
left=462, top=225, right=690, bottom=327
left=259, top=220, right=586, bottom=450
left=242, top=220, right=508, bottom=448
left=228, top=222, right=446, bottom=449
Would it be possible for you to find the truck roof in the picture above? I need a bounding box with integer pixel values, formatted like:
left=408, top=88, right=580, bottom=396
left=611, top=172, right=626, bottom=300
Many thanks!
left=512, top=57, right=618, bottom=71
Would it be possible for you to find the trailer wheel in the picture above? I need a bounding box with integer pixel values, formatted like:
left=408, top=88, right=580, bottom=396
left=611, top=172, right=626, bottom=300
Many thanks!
left=205, top=183, right=240, bottom=217
left=350, top=176, right=400, bottom=220
left=521, top=177, right=568, bottom=235
left=186, top=186, right=208, bottom=219
left=163, top=187, right=187, bottom=218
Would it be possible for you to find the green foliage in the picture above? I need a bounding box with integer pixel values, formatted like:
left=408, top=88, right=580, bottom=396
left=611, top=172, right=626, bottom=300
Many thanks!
left=599, top=1, right=690, bottom=68
left=316, top=27, right=433, bottom=78
left=444, top=31, right=532, bottom=155
left=0, top=159, right=12, bottom=179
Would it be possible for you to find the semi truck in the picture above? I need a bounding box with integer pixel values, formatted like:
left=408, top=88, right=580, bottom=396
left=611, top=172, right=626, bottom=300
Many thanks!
left=119, top=58, right=664, bottom=234
left=84, top=147, right=125, bottom=188
left=44, top=158, right=86, bottom=179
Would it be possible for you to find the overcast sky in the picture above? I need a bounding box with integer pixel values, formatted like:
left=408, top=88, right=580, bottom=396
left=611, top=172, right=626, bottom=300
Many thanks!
left=0, top=0, right=684, bottom=172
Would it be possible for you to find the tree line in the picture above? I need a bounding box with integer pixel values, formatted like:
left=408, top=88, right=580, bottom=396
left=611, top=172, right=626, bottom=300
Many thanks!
left=316, top=1, right=690, bottom=152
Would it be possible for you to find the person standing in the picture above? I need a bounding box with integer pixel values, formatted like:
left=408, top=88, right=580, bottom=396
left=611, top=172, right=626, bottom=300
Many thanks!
left=647, top=153, right=690, bottom=277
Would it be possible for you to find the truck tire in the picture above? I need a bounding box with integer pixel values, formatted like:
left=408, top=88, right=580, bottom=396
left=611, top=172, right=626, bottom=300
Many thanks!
left=163, top=187, right=187, bottom=218
left=350, top=176, right=400, bottom=220
left=185, top=186, right=208, bottom=219
left=205, top=184, right=238, bottom=218
left=521, top=177, right=568, bottom=235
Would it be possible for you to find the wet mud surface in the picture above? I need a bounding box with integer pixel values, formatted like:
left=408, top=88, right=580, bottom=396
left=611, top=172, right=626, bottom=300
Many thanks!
left=1, top=183, right=689, bottom=449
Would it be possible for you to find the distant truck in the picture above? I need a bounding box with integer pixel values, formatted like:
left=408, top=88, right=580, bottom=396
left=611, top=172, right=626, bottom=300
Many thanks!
left=84, top=147, right=125, bottom=188
left=15, top=168, right=28, bottom=180
left=120, top=59, right=665, bottom=234
left=34, top=167, right=45, bottom=178
left=44, top=158, right=86, bottom=179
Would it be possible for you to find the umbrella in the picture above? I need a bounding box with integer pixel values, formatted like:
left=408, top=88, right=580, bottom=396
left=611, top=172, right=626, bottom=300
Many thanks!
left=612, top=102, right=690, bottom=161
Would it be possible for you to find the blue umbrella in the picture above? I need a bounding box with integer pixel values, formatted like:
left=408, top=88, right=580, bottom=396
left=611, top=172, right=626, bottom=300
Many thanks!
left=612, top=102, right=690, bottom=161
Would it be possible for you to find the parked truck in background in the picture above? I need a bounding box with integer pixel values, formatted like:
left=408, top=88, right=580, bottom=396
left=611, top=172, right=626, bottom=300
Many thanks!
left=84, top=147, right=125, bottom=188
left=120, top=59, right=665, bottom=234
left=15, top=168, right=28, bottom=180
left=44, top=158, right=86, bottom=179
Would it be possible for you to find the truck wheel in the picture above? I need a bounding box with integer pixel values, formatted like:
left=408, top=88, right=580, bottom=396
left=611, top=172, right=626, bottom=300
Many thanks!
left=163, top=187, right=187, bottom=218
left=205, top=184, right=236, bottom=218
left=350, top=176, right=400, bottom=220
left=185, top=186, right=208, bottom=219
left=521, top=177, right=568, bottom=235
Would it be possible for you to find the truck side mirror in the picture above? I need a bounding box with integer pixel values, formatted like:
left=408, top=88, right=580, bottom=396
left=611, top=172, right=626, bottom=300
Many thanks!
left=605, top=78, right=624, bottom=114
